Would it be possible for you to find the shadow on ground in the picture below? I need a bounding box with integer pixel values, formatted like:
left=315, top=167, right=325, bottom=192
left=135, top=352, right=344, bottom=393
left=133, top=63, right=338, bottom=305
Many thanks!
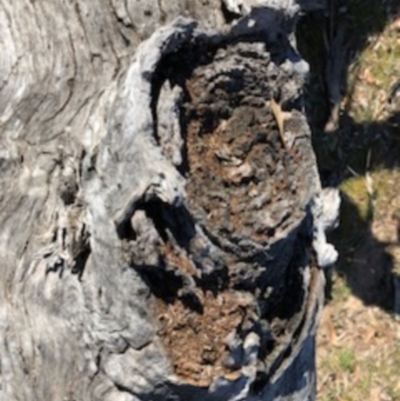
left=326, top=111, right=400, bottom=311
left=297, top=0, right=400, bottom=311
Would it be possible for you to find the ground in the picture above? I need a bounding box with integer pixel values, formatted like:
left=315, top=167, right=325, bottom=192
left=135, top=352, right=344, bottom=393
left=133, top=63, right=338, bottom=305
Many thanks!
left=317, top=274, right=400, bottom=401
left=297, top=2, right=400, bottom=400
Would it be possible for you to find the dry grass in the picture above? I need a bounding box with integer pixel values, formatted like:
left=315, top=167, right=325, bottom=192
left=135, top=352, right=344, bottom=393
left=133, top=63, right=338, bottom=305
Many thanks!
left=317, top=273, right=400, bottom=401
left=347, top=15, right=400, bottom=123
left=317, top=9, right=400, bottom=400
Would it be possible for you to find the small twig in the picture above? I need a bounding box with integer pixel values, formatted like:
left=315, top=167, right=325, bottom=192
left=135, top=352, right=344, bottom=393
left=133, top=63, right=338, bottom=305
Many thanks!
left=346, top=165, right=360, bottom=177
left=366, top=148, right=372, bottom=170
left=365, top=172, right=374, bottom=198
left=365, top=149, right=374, bottom=197
left=364, top=149, right=375, bottom=221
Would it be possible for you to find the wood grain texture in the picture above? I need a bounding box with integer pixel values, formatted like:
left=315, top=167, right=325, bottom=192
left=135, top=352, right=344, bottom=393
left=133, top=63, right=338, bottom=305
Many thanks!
left=0, top=1, right=335, bottom=400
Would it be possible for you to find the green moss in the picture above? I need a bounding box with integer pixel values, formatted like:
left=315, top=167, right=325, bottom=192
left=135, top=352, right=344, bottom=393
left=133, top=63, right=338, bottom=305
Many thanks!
left=340, top=177, right=370, bottom=222
left=334, top=168, right=400, bottom=261
left=331, top=274, right=351, bottom=303
left=338, top=348, right=356, bottom=373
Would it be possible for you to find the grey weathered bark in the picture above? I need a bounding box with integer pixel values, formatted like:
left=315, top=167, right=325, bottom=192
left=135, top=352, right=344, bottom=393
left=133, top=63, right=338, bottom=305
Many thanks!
left=0, top=1, right=336, bottom=400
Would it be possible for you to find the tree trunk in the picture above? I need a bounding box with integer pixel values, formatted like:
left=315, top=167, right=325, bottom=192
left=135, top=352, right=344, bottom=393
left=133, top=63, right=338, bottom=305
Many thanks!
left=0, top=1, right=336, bottom=400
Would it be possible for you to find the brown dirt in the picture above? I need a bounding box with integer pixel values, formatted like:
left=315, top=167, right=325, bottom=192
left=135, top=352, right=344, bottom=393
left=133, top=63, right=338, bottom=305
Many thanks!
left=153, top=290, right=247, bottom=386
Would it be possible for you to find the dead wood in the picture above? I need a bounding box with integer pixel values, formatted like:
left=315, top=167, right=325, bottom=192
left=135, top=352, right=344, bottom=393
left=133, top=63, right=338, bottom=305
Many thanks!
left=0, top=1, right=336, bottom=400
